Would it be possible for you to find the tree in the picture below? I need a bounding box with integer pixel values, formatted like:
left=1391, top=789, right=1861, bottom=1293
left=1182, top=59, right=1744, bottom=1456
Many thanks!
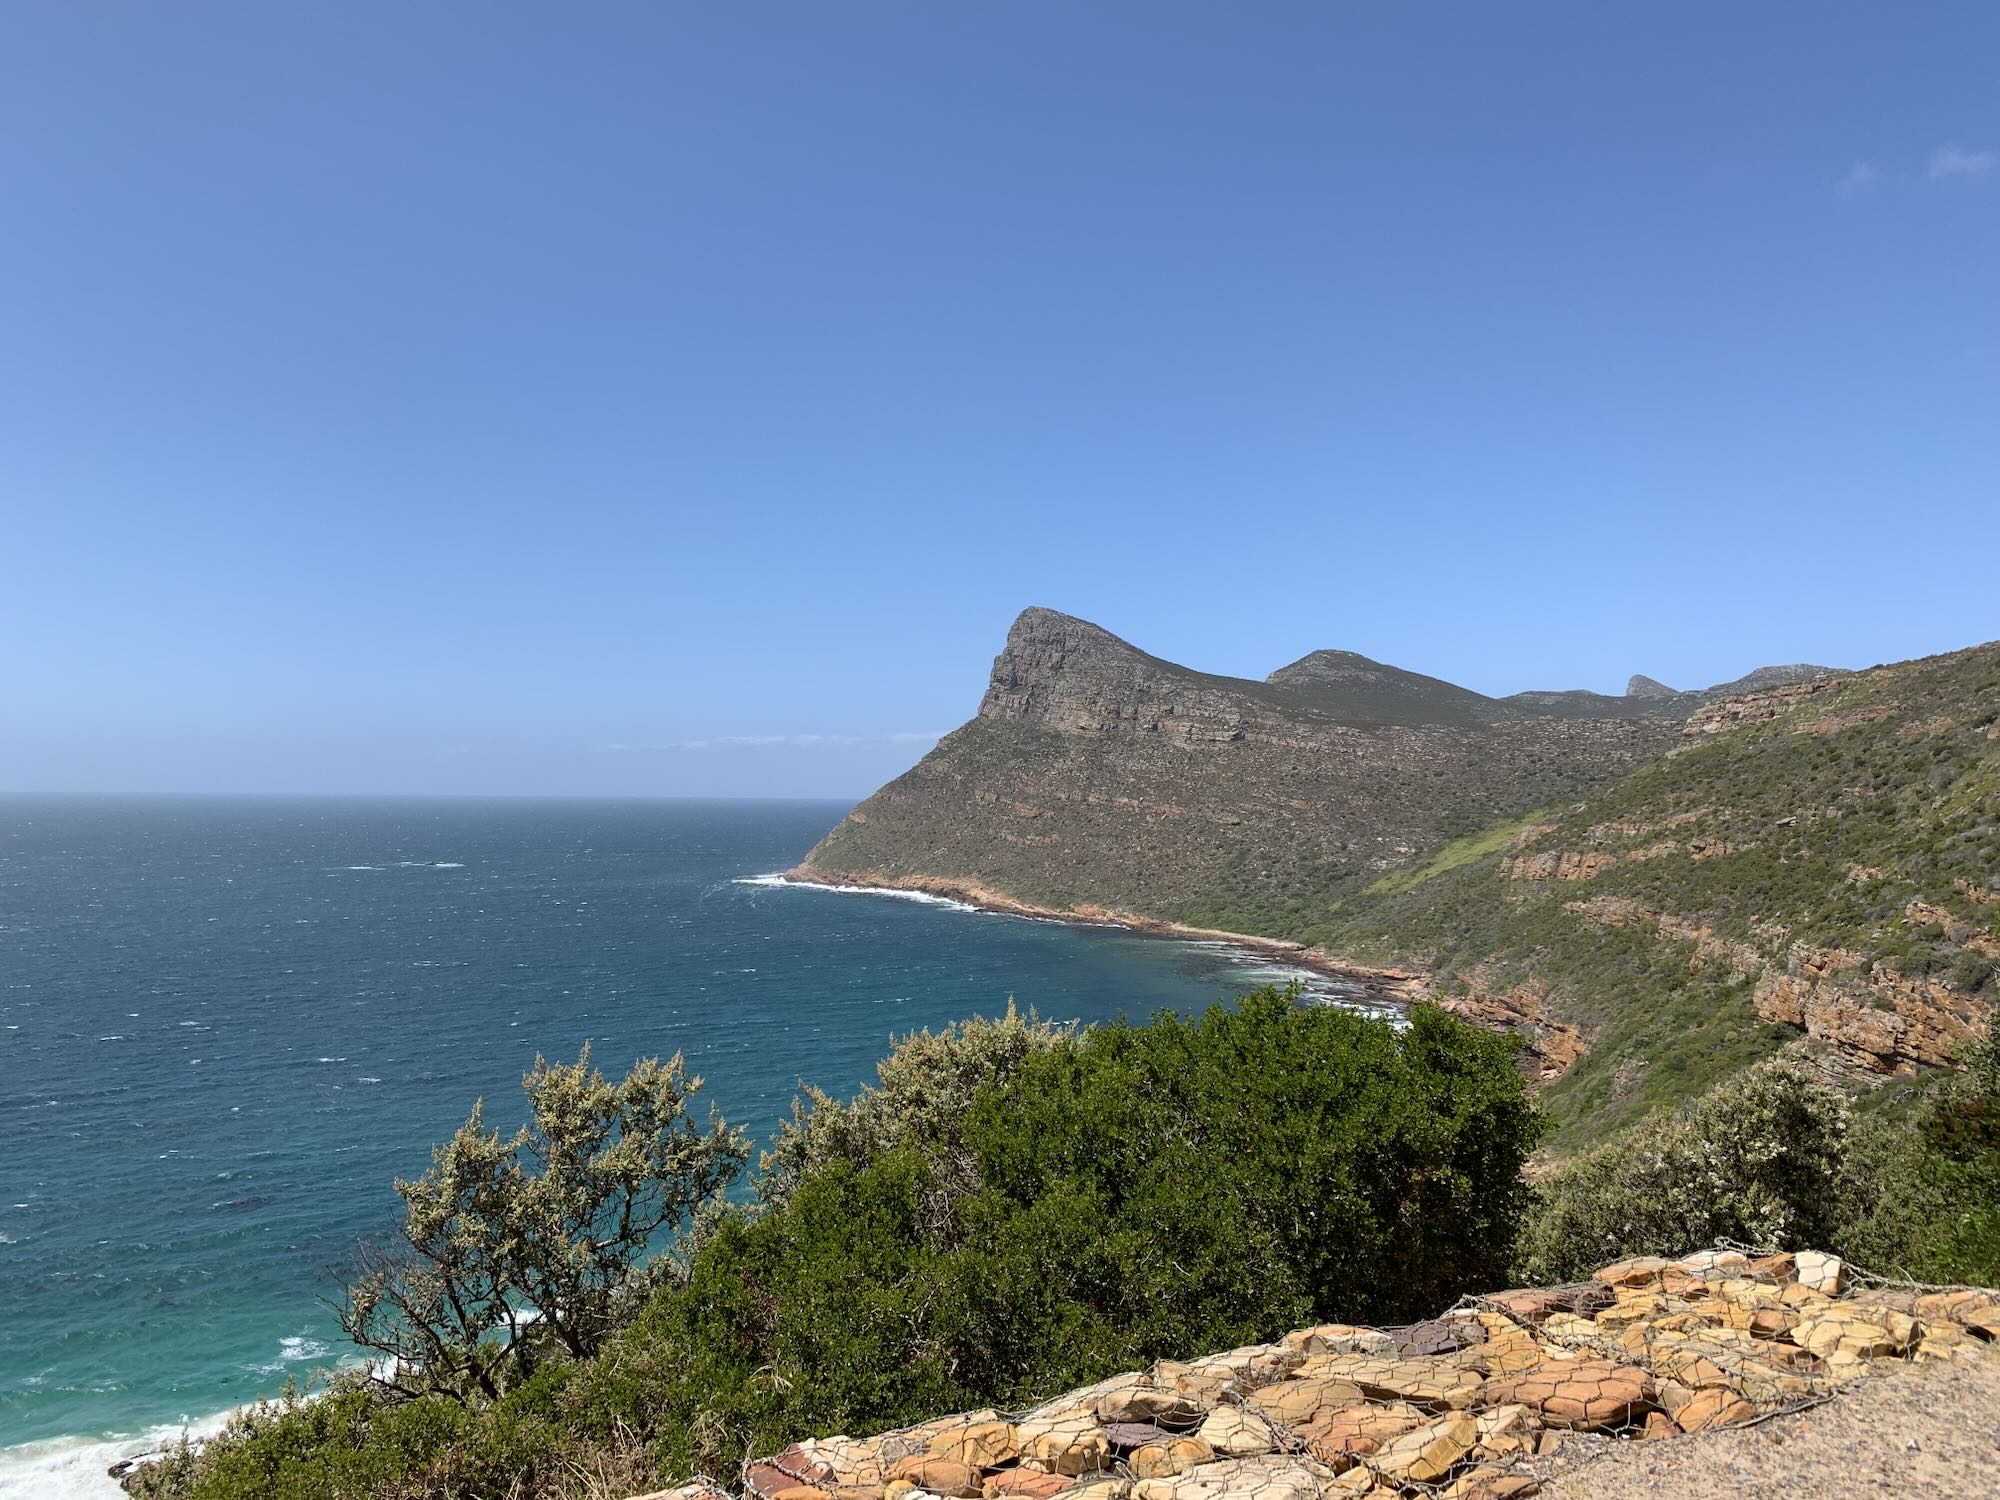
left=338, top=1046, right=746, bottom=1401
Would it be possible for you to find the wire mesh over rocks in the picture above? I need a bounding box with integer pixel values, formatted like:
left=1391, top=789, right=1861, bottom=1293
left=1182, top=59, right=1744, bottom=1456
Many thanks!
left=635, top=1247, right=1998, bottom=1500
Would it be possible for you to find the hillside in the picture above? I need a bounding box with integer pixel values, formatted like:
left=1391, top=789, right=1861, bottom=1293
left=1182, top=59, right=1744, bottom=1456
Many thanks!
left=795, top=608, right=1821, bottom=924
left=1320, top=642, right=2000, bottom=1144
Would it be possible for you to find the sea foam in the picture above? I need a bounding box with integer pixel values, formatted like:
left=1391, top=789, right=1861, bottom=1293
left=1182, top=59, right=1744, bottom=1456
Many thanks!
left=732, top=873, right=984, bottom=913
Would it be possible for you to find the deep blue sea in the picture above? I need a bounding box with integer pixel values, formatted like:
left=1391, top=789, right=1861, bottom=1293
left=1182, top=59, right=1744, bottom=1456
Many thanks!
left=0, top=797, right=1368, bottom=1495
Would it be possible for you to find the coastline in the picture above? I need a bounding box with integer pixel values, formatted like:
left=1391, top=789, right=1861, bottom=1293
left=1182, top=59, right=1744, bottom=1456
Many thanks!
left=776, top=864, right=1425, bottom=1005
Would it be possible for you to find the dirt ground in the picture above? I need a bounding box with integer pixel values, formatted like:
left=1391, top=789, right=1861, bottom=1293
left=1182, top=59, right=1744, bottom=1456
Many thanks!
left=1541, top=1351, right=2000, bottom=1499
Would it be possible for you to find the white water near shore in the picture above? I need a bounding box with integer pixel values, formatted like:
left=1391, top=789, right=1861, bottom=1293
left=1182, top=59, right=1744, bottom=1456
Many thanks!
left=0, top=1408, right=235, bottom=1500
left=737, top=874, right=1395, bottom=1017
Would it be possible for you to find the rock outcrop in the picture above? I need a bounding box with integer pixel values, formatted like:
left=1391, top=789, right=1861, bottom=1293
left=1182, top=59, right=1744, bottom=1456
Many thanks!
left=691, top=1250, right=1996, bottom=1500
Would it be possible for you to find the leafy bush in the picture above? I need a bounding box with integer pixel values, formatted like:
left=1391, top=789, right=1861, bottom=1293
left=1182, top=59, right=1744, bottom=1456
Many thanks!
left=339, top=1046, right=746, bottom=1401
left=1515, top=1055, right=1850, bottom=1282
left=1836, top=1029, right=2000, bottom=1285
left=758, top=998, right=1076, bottom=1204
left=145, top=993, right=1537, bottom=1500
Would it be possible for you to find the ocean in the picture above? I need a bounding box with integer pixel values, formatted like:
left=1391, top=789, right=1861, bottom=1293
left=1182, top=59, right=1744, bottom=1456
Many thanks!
left=0, top=797, right=1372, bottom=1496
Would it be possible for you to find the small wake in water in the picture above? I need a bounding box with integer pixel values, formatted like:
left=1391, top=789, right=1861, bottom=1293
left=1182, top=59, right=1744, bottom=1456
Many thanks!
left=733, top=872, right=984, bottom=914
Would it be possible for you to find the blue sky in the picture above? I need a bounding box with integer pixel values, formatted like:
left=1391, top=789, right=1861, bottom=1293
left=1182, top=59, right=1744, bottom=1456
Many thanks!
left=2, top=3, right=1994, bottom=797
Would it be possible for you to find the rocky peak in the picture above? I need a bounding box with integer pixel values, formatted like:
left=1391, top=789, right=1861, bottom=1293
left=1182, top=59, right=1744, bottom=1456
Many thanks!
left=1626, top=674, right=1678, bottom=700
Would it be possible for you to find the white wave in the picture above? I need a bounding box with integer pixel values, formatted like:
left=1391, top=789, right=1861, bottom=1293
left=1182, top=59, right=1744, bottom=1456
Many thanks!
left=731, top=873, right=984, bottom=913
left=0, top=1232, right=17, bottom=1244
left=431, top=862, right=465, bottom=869
left=343, top=865, right=381, bottom=871
left=0, top=1407, right=237, bottom=1500
left=249, top=1334, right=331, bottom=1375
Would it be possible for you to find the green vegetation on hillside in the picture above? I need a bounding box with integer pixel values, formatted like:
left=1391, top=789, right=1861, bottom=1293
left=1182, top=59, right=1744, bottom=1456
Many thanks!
left=1301, top=644, right=2000, bottom=1146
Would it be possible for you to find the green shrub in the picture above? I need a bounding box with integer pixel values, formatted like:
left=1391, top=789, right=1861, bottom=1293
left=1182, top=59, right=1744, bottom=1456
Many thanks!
left=1515, top=1054, right=1850, bottom=1283
left=148, top=992, right=1538, bottom=1500
left=1837, top=1029, right=2000, bottom=1285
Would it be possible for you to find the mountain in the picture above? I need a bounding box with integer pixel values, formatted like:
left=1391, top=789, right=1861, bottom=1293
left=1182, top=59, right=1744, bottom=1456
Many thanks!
left=793, top=607, right=1839, bottom=935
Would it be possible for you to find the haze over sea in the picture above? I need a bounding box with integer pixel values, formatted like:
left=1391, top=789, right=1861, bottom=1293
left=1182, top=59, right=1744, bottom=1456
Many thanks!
left=0, top=797, right=1367, bottom=1496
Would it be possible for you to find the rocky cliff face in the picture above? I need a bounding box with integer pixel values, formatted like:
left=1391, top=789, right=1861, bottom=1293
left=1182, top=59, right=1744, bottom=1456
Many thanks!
left=794, top=609, right=1786, bottom=922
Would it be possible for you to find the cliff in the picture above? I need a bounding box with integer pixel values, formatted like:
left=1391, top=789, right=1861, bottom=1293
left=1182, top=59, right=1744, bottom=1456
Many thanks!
left=795, top=609, right=1817, bottom=925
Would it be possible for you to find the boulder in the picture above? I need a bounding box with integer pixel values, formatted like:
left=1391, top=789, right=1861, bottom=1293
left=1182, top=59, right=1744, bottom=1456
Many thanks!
left=881, top=1416, right=1002, bottom=1468
left=1916, top=1290, right=2000, bottom=1339
left=928, top=1421, right=1019, bottom=1470
left=1095, top=1374, right=1201, bottom=1425
left=1790, top=1303, right=1918, bottom=1360
left=1133, top=1456, right=1341, bottom=1500
left=886, top=1458, right=982, bottom=1498
left=1441, top=1468, right=1540, bottom=1499
left=1283, top=1323, right=1397, bottom=1358
left=1670, top=1386, right=1756, bottom=1431
left=1396, top=1317, right=1488, bottom=1358
left=1793, top=1251, right=1846, bottom=1295
left=1245, top=1377, right=1366, bottom=1427
left=1371, top=1411, right=1479, bottom=1484
left=1471, top=1403, right=1540, bottom=1459
left=1484, top=1359, right=1654, bottom=1431
left=1192, top=1407, right=1274, bottom=1458
left=1300, top=1403, right=1428, bottom=1465
left=1592, top=1257, right=1674, bottom=1289
left=1154, top=1344, right=1300, bottom=1401
left=1127, top=1437, right=1214, bottom=1478
left=1481, top=1284, right=1613, bottom=1327
left=747, top=1444, right=835, bottom=1498
left=1293, top=1353, right=1485, bottom=1409
left=983, top=1474, right=1073, bottom=1500
left=1012, top=1414, right=1111, bottom=1477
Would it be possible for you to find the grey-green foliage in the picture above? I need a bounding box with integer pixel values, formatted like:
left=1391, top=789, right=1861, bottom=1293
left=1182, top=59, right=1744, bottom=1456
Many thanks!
left=1515, top=1053, right=1851, bottom=1283
left=339, top=1045, right=746, bottom=1400
left=759, top=998, right=1076, bottom=1204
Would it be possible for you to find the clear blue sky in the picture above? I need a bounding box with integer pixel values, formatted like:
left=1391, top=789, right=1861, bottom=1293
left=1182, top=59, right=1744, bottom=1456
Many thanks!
left=2, top=3, right=1994, bottom=797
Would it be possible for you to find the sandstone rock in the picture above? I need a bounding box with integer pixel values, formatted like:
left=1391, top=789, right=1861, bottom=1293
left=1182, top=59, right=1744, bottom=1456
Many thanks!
left=1397, top=1316, right=1488, bottom=1357
left=1592, top=1257, right=1674, bottom=1289
left=626, top=1486, right=733, bottom=1500
left=928, top=1421, right=1019, bottom=1470
left=1095, top=1374, right=1200, bottom=1425
left=1441, top=1467, right=1540, bottom=1499
left=1472, top=1403, right=1541, bottom=1459
left=1281, top=1324, right=1397, bottom=1358
left=1301, top=1402, right=1428, bottom=1464
left=1676, top=1250, right=1751, bottom=1276
left=1127, top=1438, right=1214, bottom=1479
left=880, top=1415, right=1001, bottom=1468
left=1793, top=1251, right=1847, bottom=1295
left=1294, top=1353, right=1485, bottom=1409
left=1480, top=1284, right=1613, bottom=1327
left=1484, top=1360, right=1655, bottom=1431
left=1155, top=1344, right=1300, bottom=1400
left=1192, top=1407, right=1274, bottom=1458
left=1916, top=1290, right=2000, bottom=1338
left=1012, top=1414, right=1111, bottom=1477
left=747, top=1444, right=835, bottom=1498
left=1372, top=1410, right=1479, bottom=1483
left=1245, top=1377, right=1366, bottom=1427
left=1063, top=1484, right=1130, bottom=1500
left=1134, top=1456, right=1342, bottom=1500
left=886, top=1458, right=982, bottom=1497
left=983, top=1473, right=1072, bottom=1499
left=1671, top=1386, right=1757, bottom=1431
left=1790, top=1303, right=1918, bottom=1360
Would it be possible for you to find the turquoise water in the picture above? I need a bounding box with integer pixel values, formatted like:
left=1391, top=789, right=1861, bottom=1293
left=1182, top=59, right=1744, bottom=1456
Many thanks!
left=0, top=797, right=1368, bottom=1493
